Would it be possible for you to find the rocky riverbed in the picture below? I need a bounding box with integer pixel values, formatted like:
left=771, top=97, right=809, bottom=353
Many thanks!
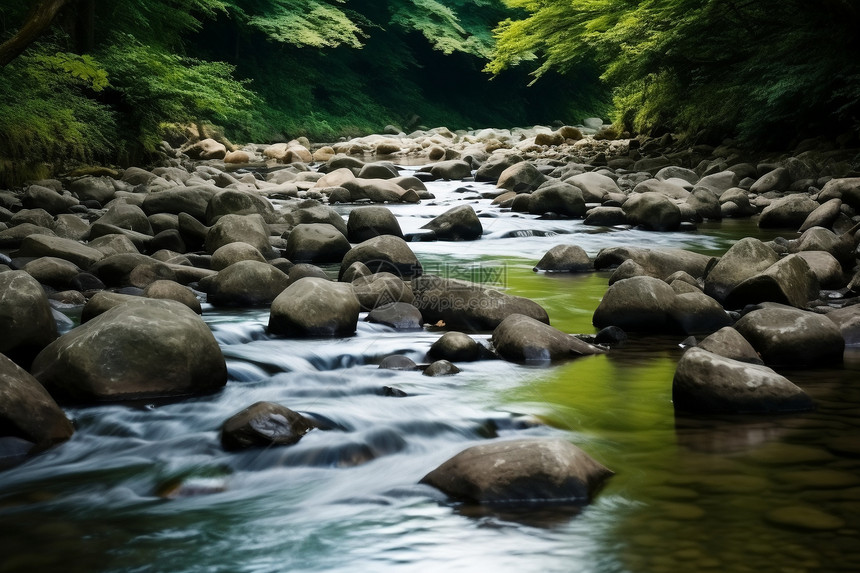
left=1, top=123, right=859, bottom=570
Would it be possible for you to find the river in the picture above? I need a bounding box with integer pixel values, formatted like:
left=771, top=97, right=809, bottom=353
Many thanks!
left=1, top=170, right=858, bottom=573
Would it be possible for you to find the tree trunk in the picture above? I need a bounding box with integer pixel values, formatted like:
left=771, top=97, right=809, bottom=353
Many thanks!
left=0, top=0, right=71, bottom=67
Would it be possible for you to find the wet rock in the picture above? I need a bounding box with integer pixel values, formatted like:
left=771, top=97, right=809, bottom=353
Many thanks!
left=18, top=234, right=104, bottom=269
left=799, top=199, right=842, bottom=232
left=592, top=276, right=677, bottom=332
left=534, top=245, right=592, bottom=273
left=669, top=291, right=732, bottom=334
left=793, top=226, right=855, bottom=268
left=475, top=153, right=524, bottom=183
left=734, top=306, right=845, bottom=366
left=566, top=171, right=620, bottom=202
left=749, top=167, right=791, bottom=194
left=583, top=206, right=627, bottom=227
left=366, top=302, right=423, bottom=330
left=52, top=214, right=90, bottom=241
left=423, top=159, right=472, bottom=180
left=825, top=305, right=860, bottom=346
left=97, top=202, right=153, bottom=235
left=724, top=254, right=818, bottom=309
left=205, top=189, right=274, bottom=225
left=80, top=291, right=141, bottom=323
left=352, top=272, right=413, bottom=311
left=339, top=236, right=422, bottom=280
left=379, top=355, right=418, bottom=370
left=594, top=325, right=627, bottom=344
left=0, top=271, right=58, bottom=367
left=420, top=438, right=613, bottom=505
left=32, top=299, right=227, bottom=401
left=284, top=223, right=351, bottom=263
left=672, top=347, right=813, bottom=414
left=341, top=178, right=418, bottom=203
left=529, top=181, right=586, bottom=217
left=412, top=275, right=549, bottom=332
left=420, top=204, right=482, bottom=240
left=23, top=257, right=81, bottom=289
left=206, top=260, right=290, bottom=306
left=633, top=178, right=690, bottom=200
left=141, top=185, right=219, bottom=222
left=269, top=277, right=360, bottom=337
left=685, top=188, right=722, bottom=220
left=211, top=241, right=267, bottom=271
left=622, top=192, right=682, bottom=231
left=423, top=360, right=461, bottom=377
left=346, top=206, right=404, bottom=242
left=758, top=195, right=818, bottom=229
left=595, top=246, right=713, bottom=281
left=496, top=162, right=547, bottom=193
left=697, top=327, right=763, bottom=364
left=282, top=205, right=348, bottom=237
left=88, top=253, right=155, bottom=286
left=205, top=213, right=272, bottom=256
left=429, top=331, right=483, bottom=362
left=0, top=353, right=74, bottom=454
left=340, top=261, right=371, bottom=284
left=184, top=138, right=227, bottom=160
left=794, top=251, right=845, bottom=289
left=220, top=401, right=314, bottom=451
left=703, top=237, right=780, bottom=303
left=287, top=263, right=329, bottom=284
left=142, top=280, right=202, bottom=313
left=817, top=177, right=860, bottom=209
left=493, top=313, right=603, bottom=363
left=69, top=176, right=115, bottom=204
left=23, top=185, right=78, bottom=215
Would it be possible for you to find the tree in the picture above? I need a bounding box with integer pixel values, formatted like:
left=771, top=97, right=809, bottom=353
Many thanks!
left=0, top=0, right=70, bottom=66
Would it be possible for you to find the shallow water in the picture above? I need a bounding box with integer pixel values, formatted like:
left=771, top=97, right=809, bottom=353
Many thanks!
left=2, top=170, right=859, bottom=573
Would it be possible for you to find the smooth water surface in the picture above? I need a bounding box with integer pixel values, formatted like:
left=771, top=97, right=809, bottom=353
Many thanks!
left=1, top=169, right=858, bottom=573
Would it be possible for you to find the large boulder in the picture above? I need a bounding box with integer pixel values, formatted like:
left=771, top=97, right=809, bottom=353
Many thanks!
left=496, top=162, right=547, bottom=193
left=268, top=277, right=360, bottom=337
left=17, top=234, right=104, bottom=269
left=220, top=401, right=314, bottom=451
left=365, top=302, right=424, bottom=330
left=817, top=177, right=860, bottom=209
left=428, top=331, right=484, bottom=362
left=206, top=260, right=290, bottom=306
left=592, top=276, right=678, bottom=332
left=205, top=213, right=272, bottom=255
left=23, top=257, right=81, bottom=289
left=734, top=306, right=845, bottom=366
left=420, top=205, right=483, bottom=240
left=758, top=195, right=819, bottom=229
left=826, top=305, right=860, bottom=346
left=31, top=299, right=227, bottom=401
left=210, top=241, right=267, bottom=271
left=141, top=185, right=219, bottom=222
left=282, top=205, right=348, bottom=237
left=534, top=244, right=592, bottom=272
left=724, top=254, right=819, bottom=309
left=23, top=185, right=78, bottom=215
left=284, top=223, right=351, bottom=263
left=492, top=314, right=603, bottom=363
left=339, top=236, right=423, bottom=280
left=205, top=189, right=274, bottom=225
left=0, top=271, right=58, bottom=367
left=622, top=192, right=682, bottom=231
left=351, top=272, right=413, bottom=311
left=749, top=167, right=791, bottom=194
left=69, top=176, right=115, bottom=204
left=595, top=246, right=713, bottom=280
left=420, top=438, right=613, bottom=505
left=412, top=275, right=549, bottom=332
left=423, top=159, right=472, bottom=180
left=346, top=206, right=403, bottom=242
left=672, top=347, right=814, bottom=414
left=703, top=237, right=780, bottom=303
left=697, top=327, right=763, bottom=364
left=341, top=178, right=419, bottom=203
left=529, top=181, right=586, bottom=217
left=96, top=202, right=153, bottom=235
left=669, top=291, right=732, bottom=334
left=475, top=153, right=523, bottom=183
left=0, top=353, right=74, bottom=459
left=566, top=172, right=620, bottom=203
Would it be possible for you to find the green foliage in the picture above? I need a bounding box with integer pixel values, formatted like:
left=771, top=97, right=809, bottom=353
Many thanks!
left=224, top=0, right=365, bottom=48
left=489, top=0, right=860, bottom=146
left=98, top=36, right=257, bottom=150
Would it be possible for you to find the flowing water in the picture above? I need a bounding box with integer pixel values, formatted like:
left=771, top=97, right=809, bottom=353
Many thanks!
left=1, top=171, right=859, bottom=573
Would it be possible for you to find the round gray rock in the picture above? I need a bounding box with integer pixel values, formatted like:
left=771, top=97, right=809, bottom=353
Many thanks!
left=735, top=306, right=845, bottom=366
left=0, top=271, right=58, bottom=367
left=493, top=314, right=603, bottom=363
left=269, top=277, right=360, bottom=337
left=31, top=299, right=227, bottom=401
left=221, top=401, right=314, bottom=451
